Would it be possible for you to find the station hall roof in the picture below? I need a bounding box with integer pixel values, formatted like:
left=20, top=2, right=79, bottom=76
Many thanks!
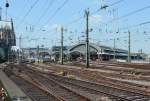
left=69, top=42, right=128, bottom=53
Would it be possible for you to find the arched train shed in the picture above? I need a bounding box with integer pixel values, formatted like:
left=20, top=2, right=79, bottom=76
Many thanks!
left=69, top=42, right=131, bottom=61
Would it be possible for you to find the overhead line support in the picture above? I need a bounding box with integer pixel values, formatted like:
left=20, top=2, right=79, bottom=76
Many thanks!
left=85, top=9, right=90, bottom=68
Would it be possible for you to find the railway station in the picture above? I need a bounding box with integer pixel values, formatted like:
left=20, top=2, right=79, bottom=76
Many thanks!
left=68, top=42, right=144, bottom=61
left=1, top=0, right=150, bottom=101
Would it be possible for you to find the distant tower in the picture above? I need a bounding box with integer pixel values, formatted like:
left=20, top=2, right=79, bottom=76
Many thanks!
left=0, top=7, right=2, bottom=21
left=11, top=18, right=14, bottom=32
left=5, top=0, right=9, bottom=21
left=11, top=18, right=16, bottom=46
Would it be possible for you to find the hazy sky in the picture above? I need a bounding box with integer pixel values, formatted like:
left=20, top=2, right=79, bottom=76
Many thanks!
left=0, top=0, right=150, bottom=53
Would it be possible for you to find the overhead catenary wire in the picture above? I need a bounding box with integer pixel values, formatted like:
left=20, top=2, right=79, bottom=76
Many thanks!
left=67, top=1, right=150, bottom=32
left=89, top=3, right=150, bottom=32
left=97, top=0, right=124, bottom=12
left=119, top=21, right=150, bottom=31
left=44, top=0, right=69, bottom=26
left=106, top=4, right=150, bottom=24
left=66, top=0, right=124, bottom=26
left=13, top=0, right=150, bottom=51
left=34, top=0, right=69, bottom=33
left=34, top=0, right=56, bottom=27
left=92, top=20, right=150, bottom=34
left=16, top=0, right=40, bottom=29
left=17, top=0, right=29, bottom=21
left=68, top=19, right=150, bottom=47
left=34, top=0, right=123, bottom=33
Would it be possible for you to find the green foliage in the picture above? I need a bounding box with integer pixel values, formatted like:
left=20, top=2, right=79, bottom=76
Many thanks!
left=0, top=81, right=12, bottom=101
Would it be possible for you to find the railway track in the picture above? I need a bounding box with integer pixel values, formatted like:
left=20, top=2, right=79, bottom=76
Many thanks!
left=6, top=64, right=150, bottom=101
left=25, top=70, right=90, bottom=101
left=93, top=76, right=150, bottom=95
left=69, top=61, right=150, bottom=73
left=18, top=67, right=127, bottom=101
left=21, top=68, right=119, bottom=101
left=70, top=62, right=150, bottom=73
left=32, top=63, right=150, bottom=89
left=42, top=73, right=150, bottom=101
left=10, top=75, right=61, bottom=101
left=22, top=64, right=150, bottom=101
left=7, top=64, right=92, bottom=101
left=90, top=62, right=150, bottom=70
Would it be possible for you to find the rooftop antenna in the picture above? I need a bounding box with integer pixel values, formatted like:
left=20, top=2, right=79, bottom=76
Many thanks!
left=5, top=0, right=9, bottom=21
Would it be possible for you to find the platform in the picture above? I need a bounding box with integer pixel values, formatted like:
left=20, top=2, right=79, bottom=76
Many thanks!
left=0, top=69, right=32, bottom=101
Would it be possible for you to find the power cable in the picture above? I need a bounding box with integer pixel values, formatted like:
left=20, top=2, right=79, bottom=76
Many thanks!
left=34, top=0, right=69, bottom=32
left=34, top=0, right=122, bottom=33
left=93, top=20, right=150, bottom=33
left=16, top=0, right=40, bottom=28
left=107, top=4, right=150, bottom=24
left=66, top=0, right=124, bottom=26
left=17, top=0, right=29, bottom=21
left=34, top=0, right=56, bottom=27
left=44, top=0, right=69, bottom=25
left=97, top=0, right=124, bottom=11
left=67, top=1, right=150, bottom=30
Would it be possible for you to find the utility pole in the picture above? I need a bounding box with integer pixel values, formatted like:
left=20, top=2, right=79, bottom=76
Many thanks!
left=7, top=46, right=9, bottom=63
left=7, top=31, right=9, bottom=63
left=19, top=35, right=22, bottom=50
left=128, top=31, right=131, bottom=63
left=19, top=35, right=22, bottom=63
left=85, top=9, right=90, bottom=68
left=113, top=38, right=116, bottom=60
left=37, top=45, right=39, bottom=63
left=60, top=26, right=64, bottom=65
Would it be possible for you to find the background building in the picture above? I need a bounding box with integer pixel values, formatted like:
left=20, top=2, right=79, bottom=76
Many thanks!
left=0, top=19, right=16, bottom=62
left=49, top=42, right=144, bottom=62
